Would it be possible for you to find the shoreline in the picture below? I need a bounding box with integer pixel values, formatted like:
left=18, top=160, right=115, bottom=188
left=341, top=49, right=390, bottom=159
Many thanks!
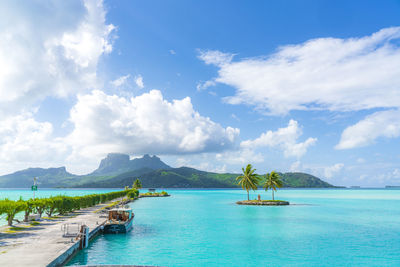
left=0, top=199, right=126, bottom=267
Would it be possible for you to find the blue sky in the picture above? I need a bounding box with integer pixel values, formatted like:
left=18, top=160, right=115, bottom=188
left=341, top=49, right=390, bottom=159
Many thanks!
left=1, top=0, right=400, bottom=186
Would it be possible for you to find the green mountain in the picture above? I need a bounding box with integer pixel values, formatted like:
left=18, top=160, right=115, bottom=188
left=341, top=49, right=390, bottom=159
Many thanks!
left=71, top=167, right=336, bottom=189
left=0, top=167, right=77, bottom=188
left=279, top=172, right=333, bottom=187
left=0, top=153, right=336, bottom=188
left=0, top=154, right=169, bottom=188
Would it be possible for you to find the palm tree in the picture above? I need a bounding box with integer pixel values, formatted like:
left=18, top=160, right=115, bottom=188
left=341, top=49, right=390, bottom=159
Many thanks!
left=264, top=171, right=283, bottom=200
left=133, top=178, right=142, bottom=189
left=236, top=164, right=260, bottom=200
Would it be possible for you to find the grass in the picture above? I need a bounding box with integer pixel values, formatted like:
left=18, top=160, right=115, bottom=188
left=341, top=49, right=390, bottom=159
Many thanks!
left=42, top=216, right=58, bottom=220
left=42, top=215, right=64, bottom=220
left=30, top=221, right=40, bottom=226
left=4, top=225, right=34, bottom=234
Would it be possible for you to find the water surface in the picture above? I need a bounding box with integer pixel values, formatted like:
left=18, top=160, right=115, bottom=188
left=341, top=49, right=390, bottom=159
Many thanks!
left=67, top=189, right=400, bottom=266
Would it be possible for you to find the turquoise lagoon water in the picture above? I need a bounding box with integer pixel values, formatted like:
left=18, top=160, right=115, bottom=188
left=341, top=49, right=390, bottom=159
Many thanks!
left=0, top=188, right=121, bottom=225
left=65, top=189, right=400, bottom=266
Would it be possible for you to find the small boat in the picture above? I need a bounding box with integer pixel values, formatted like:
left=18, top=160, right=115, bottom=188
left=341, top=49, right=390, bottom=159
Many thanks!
left=103, top=206, right=134, bottom=234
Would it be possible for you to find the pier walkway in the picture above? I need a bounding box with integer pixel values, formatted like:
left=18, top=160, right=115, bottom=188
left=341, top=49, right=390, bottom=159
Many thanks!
left=0, top=203, right=111, bottom=267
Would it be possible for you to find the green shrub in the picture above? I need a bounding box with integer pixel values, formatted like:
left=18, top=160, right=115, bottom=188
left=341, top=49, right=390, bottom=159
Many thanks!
left=0, top=188, right=138, bottom=222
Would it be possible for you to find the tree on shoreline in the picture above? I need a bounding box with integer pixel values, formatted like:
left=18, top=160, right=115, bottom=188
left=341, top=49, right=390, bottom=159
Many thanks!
left=133, top=178, right=142, bottom=190
left=0, top=199, right=26, bottom=226
left=264, top=171, right=283, bottom=200
left=236, top=164, right=260, bottom=200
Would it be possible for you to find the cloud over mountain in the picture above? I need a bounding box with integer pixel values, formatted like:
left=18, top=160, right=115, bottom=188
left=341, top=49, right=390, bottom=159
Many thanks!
left=66, top=90, right=240, bottom=159
left=0, top=113, right=67, bottom=174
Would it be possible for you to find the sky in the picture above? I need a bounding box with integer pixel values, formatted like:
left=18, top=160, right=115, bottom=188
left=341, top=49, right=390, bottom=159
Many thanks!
left=1, top=0, right=400, bottom=187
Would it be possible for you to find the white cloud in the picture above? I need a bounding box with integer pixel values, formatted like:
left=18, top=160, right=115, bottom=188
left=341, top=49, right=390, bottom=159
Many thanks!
left=66, top=90, right=240, bottom=163
left=324, top=163, right=344, bottom=179
left=231, top=114, right=240, bottom=121
left=289, top=161, right=302, bottom=172
left=240, top=120, right=317, bottom=158
left=286, top=161, right=345, bottom=181
left=198, top=50, right=234, bottom=66
left=196, top=80, right=216, bottom=91
left=0, top=0, right=114, bottom=115
left=336, top=109, right=400, bottom=149
left=175, top=157, right=227, bottom=173
left=169, top=49, right=176, bottom=55
left=111, top=74, right=130, bottom=87
left=356, top=158, right=366, bottom=163
left=0, top=114, right=67, bottom=175
left=135, top=75, right=144, bottom=89
left=199, top=27, right=400, bottom=115
left=392, top=169, right=400, bottom=178
left=359, top=168, right=400, bottom=185
left=216, top=148, right=264, bottom=166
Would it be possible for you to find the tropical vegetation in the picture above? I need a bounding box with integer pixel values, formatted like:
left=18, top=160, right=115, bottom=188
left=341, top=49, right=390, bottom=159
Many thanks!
left=133, top=178, right=142, bottom=189
left=236, top=164, right=261, bottom=200
left=140, top=191, right=169, bottom=197
left=0, top=188, right=138, bottom=226
left=264, top=171, right=283, bottom=200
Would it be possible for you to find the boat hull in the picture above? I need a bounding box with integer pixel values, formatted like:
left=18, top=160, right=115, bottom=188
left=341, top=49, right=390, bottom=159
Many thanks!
left=103, top=217, right=133, bottom=234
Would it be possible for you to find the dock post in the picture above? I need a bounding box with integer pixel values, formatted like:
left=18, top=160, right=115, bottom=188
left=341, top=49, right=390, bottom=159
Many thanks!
left=79, top=225, right=90, bottom=249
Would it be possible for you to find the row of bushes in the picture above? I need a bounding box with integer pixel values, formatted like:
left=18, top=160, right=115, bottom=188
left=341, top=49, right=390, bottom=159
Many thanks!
left=0, top=189, right=138, bottom=226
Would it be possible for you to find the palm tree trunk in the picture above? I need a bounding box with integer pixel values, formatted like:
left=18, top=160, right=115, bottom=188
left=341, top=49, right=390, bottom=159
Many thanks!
left=247, top=190, right=249, bottom=201
left=272, top=190, right=274, bottom=200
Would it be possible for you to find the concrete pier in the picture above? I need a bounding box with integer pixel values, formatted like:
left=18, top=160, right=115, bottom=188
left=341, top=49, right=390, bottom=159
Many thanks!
left=0, top=203, right=111, bottom=267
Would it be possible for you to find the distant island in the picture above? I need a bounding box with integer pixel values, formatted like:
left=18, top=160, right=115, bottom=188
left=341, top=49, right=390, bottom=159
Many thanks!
left=0, top=153, right=338, bottom=189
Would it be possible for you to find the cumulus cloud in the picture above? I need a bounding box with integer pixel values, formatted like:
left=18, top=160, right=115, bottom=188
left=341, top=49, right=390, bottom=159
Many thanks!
left=0, top=114, right=67, bottom=175
left=0, top=0, right=114, bottom=115
left=66, top=90, right=240, bottom=160
left=240, top=120, right=317, bottom=158
left=336, top=109, right=400, bottom=149
left=135, top=75, right=144, bottom=88
left=199, top=27, right=400, bottom=115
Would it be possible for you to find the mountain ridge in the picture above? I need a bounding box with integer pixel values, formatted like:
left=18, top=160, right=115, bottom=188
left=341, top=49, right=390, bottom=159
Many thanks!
left=90, top=153, right=171, bottom=176
left=70, top=167, right=336, bottom=188
left=0, top=153, right=337, bottom=188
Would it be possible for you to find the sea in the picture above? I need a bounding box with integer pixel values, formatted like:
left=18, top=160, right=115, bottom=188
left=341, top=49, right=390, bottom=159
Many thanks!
left=2, top=188, right=400, bottom=266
